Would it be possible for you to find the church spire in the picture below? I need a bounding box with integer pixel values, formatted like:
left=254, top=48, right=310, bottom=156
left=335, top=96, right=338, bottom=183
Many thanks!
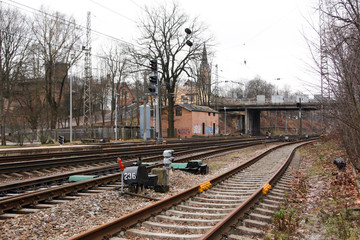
left=201, top=44, right=208, bottom=68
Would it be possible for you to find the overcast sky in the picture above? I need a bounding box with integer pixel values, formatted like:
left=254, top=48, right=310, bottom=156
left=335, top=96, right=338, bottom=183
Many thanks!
left=3, top=0, right=320, bottom=97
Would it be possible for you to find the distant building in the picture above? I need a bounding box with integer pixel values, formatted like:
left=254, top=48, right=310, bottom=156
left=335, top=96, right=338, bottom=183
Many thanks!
left=169, top=103, right=219, bottom=138
left=296, top=95, right=309, bottom=103
left=175, top=80, right=198, bottom=104
left=271, top=95, right=284, bottom=103
left=257, top=95, right=265, bottom=104
left=312, top=94, right=322, bottom=102
left=106, top=81, right=135, bottom=110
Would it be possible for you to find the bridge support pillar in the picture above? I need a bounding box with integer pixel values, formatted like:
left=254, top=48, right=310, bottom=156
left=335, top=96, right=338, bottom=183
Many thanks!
left=245, top=108, right=261, bottom=136
left=237, top=114, right=245, bottom=134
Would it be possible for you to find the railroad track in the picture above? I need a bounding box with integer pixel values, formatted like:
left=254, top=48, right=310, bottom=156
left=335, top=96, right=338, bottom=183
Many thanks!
left=0, top=136, right=261, bottom=161
left=220, top=151, right=302, bottom=239
left=0, top=139, right=278, bottom=219
left=68, top=140, right=314, bottom=240
left=0, top=139, right=270, bottom=196
left=0, top=139, right=273, bottom=180
left=0, top=138, right=268, bottom=176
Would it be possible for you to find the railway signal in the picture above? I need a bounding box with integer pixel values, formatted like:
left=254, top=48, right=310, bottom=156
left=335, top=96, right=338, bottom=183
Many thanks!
left=148, top=59, right=158, bottom=95
left=118, top=157, right=125, bottom=193
left=58, top=135, right=64, bottom=145
left=185, top=28, right=193, bottom=47
left=150, top=59, right=157, bottom=71
left=148, top=75, right=157, bottom=94
left=118, top=157, right=125, bottom=171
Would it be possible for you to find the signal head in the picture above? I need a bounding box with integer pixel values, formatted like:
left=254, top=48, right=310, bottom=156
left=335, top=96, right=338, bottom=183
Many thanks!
left=149, top=75, right=157, bottom=84
left=150, top=59, right=157, bottom=71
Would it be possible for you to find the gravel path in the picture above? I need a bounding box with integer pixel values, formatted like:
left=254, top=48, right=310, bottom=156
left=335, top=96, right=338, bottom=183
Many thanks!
left=0, top=143, right=281, bottom=240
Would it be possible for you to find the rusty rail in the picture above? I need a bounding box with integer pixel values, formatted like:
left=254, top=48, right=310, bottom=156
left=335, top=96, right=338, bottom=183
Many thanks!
left=68, top=140, right=311, bottom=240
left=199, top=140, right=316, bottom=239
left=0, top=139, right=275, bottom=214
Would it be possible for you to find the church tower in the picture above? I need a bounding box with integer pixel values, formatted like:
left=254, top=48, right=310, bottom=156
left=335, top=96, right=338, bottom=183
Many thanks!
left=198, top=44, right=211, bottom=105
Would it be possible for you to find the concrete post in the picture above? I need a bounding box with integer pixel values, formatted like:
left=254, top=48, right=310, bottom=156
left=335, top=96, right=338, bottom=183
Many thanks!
left=245, top=108, right=249, bottom=135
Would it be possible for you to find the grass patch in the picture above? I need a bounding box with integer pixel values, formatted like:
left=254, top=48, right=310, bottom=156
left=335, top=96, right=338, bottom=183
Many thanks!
left=272, top=139, right=360, bottom=239
left=208, top=162, right=223, bottom=170
left=0, top=145, right=19, bottom=148
left=319, top=208, right=360, bottom=239
left=227, top=152, right=240, bottom=157
left=273, top=208, right=300, bottom=233
left=241, top=148, right=255, bottom=154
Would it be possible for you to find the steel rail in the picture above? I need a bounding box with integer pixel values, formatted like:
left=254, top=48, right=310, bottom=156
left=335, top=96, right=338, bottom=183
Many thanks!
left=0, top=164, right=117, bottom=193
left=0, top=139, right=268, bottom=174
left=0, top=140, right=270, bottom=194
left=199, top=140, right=316, bottom=239
left=0, top=137, right=263, bottom=162
left=0, top=140, right=274, bottom=213
left=67, top=140, right=307, bottom=240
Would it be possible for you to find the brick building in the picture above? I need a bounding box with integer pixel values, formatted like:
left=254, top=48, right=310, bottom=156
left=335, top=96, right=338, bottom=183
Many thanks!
left=162, top=103, right=218, bottom=138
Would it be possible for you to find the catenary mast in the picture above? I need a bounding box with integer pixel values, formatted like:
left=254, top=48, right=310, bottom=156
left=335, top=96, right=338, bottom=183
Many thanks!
left=83, top=11, right=93, bottom=136
left=319, top=0, right=328, bottom=131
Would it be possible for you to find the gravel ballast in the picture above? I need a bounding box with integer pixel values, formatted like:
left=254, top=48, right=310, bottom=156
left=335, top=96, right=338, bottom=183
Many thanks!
left=0, top=143, right=280, bottom=240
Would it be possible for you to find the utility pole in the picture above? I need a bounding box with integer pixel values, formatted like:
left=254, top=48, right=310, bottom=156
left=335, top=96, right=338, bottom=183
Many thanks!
left=69, top=54, right=74, bottom=143
left=83, top=11, right=93, bottom=137
left=143, top=99, right=147, bottom=141
left=215, top=64, right=219, bottom=110
left=142, top=72, right=148, bottom=141
left=319, top=0, right=327, bottom=132
left=114, top=93, right=118, bottom=141
left=148, top=60, right=160, bottom=143
left=155, top=92, right=160, bottom=143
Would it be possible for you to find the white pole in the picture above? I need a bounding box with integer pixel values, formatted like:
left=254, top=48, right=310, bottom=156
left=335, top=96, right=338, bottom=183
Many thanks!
left=155, top=97, right=160, bottom=143
left=70, top=67, right=73, bottom=143
left=115, top=94, right=118, bottom=141
left=121, top=170, right=124, bottom=193
left=143, top=103, right=147, bottom=141
left=69, top=54, right=74, bottom=144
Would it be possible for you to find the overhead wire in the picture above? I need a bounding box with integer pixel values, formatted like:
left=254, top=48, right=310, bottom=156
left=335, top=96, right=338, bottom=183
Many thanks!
left=2, top=0, right=312, bottom=93
left=127, top=0, right=147, bottom=12
left=89, top=0, right=137, bottom=24
left=2, top=0, right=145, bottom=51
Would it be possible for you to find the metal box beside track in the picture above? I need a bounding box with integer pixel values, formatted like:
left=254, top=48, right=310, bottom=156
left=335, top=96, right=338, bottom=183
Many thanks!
left=144, top=174, right=158, bottom=188
left=123, top=166, right=149, bottom=185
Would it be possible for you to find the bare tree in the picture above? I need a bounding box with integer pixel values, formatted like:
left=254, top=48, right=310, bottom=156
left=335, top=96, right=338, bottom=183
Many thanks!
left=316, top=0, right=360, bottom=169
left=227, top=85, right=244, bottom=99
left=128, top=72, right=144, bottom=126
left=102, top=43, right=129, bottom=130
left=135, top=2, right=212, bottom=137
left=15, top=77, right=46, bottom=140
left=30, top=7, right=82, bottom=133
left=244, top=77, right=275, bottom=99
left=0, top=6, right=30, bottom=145
left=72, top=76, right=84, bottom=127
left=92, top=74, right=109, bottom=126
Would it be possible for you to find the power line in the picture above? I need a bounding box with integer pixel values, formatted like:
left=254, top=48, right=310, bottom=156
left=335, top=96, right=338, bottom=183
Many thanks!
left=89, top=0, right=137, bottom=24
left=127, top=0, right=147, bottom=12
left=0, top=26, right=134, bottom=69
left=2, top=0, right=145, bottom=50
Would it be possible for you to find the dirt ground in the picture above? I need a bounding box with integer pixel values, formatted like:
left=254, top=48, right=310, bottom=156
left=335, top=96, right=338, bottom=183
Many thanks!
left=268, top=140, right=360, bottom=240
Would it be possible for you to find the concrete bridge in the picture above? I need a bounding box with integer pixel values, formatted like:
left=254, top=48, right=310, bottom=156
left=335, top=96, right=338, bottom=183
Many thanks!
left=213, top=102, right=320, bottom=135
